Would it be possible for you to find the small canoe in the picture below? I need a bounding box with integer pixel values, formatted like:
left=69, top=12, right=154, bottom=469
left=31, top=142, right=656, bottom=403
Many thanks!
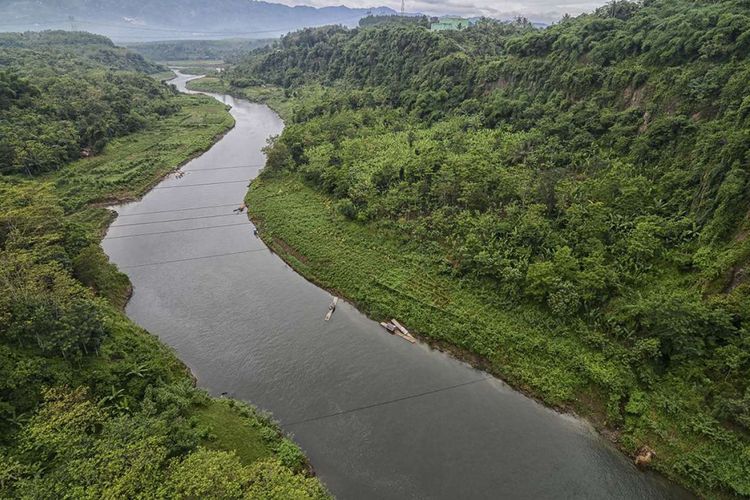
left=395, top=330, right=417, bottom=344
left=391, top=319, right=409, bottom=335
left=324, top=297, right=339, bottom=321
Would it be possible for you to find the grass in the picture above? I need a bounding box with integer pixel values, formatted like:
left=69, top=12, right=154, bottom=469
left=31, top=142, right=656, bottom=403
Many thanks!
left=247, top=174, right=749, bottom=498
left=186, top=76, right=230, bottom=93
left=193, top=400, right=273, bottom=465
left=194, top=398, right=310, bottom=473
left=165, top=60, right=226, bottom=76
left=57, top=93, right=234, bottom=212
left=149, top=70, right=177, bottom=82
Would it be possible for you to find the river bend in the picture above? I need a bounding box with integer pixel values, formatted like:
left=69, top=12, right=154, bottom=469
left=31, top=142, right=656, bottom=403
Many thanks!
left=102, top=72, right=690, bottom=499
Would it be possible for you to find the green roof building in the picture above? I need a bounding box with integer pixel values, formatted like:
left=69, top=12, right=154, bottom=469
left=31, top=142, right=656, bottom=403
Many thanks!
left=430, top=17, right=469, bottom=31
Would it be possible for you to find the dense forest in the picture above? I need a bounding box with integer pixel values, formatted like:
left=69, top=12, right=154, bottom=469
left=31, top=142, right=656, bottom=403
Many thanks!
left=0, top=31, right=173, bottom=176
left=127, top=38, right=275, bottom=64
left=0, top=31, right=327, bottom=498
left=227, top=1, right=750, bottom=496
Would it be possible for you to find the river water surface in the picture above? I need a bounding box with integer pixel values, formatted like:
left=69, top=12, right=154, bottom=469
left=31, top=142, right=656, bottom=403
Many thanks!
left=102, top=73, right=691, bottom=499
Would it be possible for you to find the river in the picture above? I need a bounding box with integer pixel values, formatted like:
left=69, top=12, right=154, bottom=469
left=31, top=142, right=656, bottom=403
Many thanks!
left=101, top=72, right=691, bottom=499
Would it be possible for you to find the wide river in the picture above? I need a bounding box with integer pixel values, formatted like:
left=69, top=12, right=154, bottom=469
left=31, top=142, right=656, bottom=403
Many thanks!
left=102, top=73, right=691, bottom=499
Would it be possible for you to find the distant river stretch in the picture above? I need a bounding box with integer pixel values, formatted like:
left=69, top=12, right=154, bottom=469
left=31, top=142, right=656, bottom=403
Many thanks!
left=102, top=72, right=691, bottom=499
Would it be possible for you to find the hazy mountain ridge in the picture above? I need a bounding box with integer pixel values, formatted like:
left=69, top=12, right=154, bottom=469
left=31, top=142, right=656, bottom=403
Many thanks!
left=0, top=0, right=397, bottom=41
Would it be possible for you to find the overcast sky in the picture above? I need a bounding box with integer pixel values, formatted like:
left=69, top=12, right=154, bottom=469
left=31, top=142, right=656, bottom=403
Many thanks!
left=274, top=0, right=607, bottom=22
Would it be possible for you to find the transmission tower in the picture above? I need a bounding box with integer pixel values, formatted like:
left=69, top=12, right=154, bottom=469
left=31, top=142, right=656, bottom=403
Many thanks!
left=401, top=0, right=405, bottom=16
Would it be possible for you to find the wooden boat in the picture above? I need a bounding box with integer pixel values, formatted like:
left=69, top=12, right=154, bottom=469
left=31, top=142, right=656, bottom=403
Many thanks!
left=380, top=321, right=396, bottom=333
left=324, top=297, right=338, bottom=321
left=380, top=319, right=416, bottom=343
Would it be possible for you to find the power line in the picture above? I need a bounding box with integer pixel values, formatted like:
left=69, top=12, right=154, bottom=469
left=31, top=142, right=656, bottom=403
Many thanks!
left=186, top=164, right=264, bottom=172
left=284, top=376, right=491, bottom=427
left=151, top=180, right=248, bottom=190
left=110, top=212, right=241, bottom=228
left=115, top=203, right=239, bottom=217
left=105, top=221, right=249, bottom=239
left=120, top=248, right=267, bottom=269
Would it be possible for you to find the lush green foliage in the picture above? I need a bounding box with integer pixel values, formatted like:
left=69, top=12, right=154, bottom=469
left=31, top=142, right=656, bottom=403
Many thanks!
left=0, top=31, right=176, bottom=176
left=236, top=1, right=750, bottom=496
left=0, top=32, right=327, bottom=498
left=187, top=76, right=327, bottom=123
left=128, top=38, right=275, bottom=63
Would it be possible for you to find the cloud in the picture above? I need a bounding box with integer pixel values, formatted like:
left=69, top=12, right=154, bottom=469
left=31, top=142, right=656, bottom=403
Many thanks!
left=271, top=0, right=606, bottom=21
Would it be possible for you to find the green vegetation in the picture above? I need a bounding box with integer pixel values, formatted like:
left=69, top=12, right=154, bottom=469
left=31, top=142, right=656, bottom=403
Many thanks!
left=0, top=31, right=327, bottom=498
left=128, top=39, right=275, bottom=64
left=234, top=1, right=750, bottom=497
left=0, top=31, right=171, bottom=176
left=187, top=77, right=327, bottom=123
left=187, top=75, right=230, bottom=92
left=150, top=70, right=178, bottom=82
left=194, top=400, right=273, bottom=464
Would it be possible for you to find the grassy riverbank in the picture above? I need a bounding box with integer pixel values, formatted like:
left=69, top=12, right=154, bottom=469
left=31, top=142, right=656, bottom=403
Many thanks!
left=247, top=174, right=747, bottom=498
left=187, top=76, right=294, bottom=120
left=187, top=76, right=327, bottom=123
left=65, top=96, right=326, bottom=493
left=2, top=82, right=328, bottom=496
left=58, top=92, right=235, bottom=307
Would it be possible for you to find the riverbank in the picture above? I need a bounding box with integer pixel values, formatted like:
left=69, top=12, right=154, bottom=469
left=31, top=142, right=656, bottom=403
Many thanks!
left=186, top=76, right=295, bottom=121
left=2, top=88, right=327, bottom=494
left=61, top=92, right=235, bottom=307
left=246, top=174, right=743, bottom=498
left=85, top=91, right=327, bottom=491
left=186, top=77, right=330, bottom=123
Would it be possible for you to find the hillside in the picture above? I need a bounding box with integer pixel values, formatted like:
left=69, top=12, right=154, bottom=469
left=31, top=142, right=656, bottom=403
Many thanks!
left=0, top=31, right=328, bottom=498
left=0, top=0, right=396, bottom=42
left=220, top=1, right=750, bottom=496
left=127, top=38, right=275, bottom=63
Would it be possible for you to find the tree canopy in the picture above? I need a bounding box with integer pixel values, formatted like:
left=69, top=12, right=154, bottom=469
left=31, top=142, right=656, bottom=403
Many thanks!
left=0, top=31, right=175, bottom=176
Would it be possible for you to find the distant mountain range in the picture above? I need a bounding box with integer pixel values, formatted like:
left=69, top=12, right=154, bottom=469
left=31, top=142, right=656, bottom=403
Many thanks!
left=0, top=0, right=398, bottom=42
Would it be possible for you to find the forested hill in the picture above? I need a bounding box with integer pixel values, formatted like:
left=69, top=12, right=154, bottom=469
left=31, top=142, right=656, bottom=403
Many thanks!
left=1, top=31, right=170, bottom=176
left=0, top=32, right=328, bottom=498
left=127, top=38, right=274, bottom=63
left=230, top=1, right=750, bottom=496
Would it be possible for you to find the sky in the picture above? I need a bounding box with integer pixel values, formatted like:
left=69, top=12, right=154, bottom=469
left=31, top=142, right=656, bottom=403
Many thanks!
left=273, top=0, right=607, bottom=22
